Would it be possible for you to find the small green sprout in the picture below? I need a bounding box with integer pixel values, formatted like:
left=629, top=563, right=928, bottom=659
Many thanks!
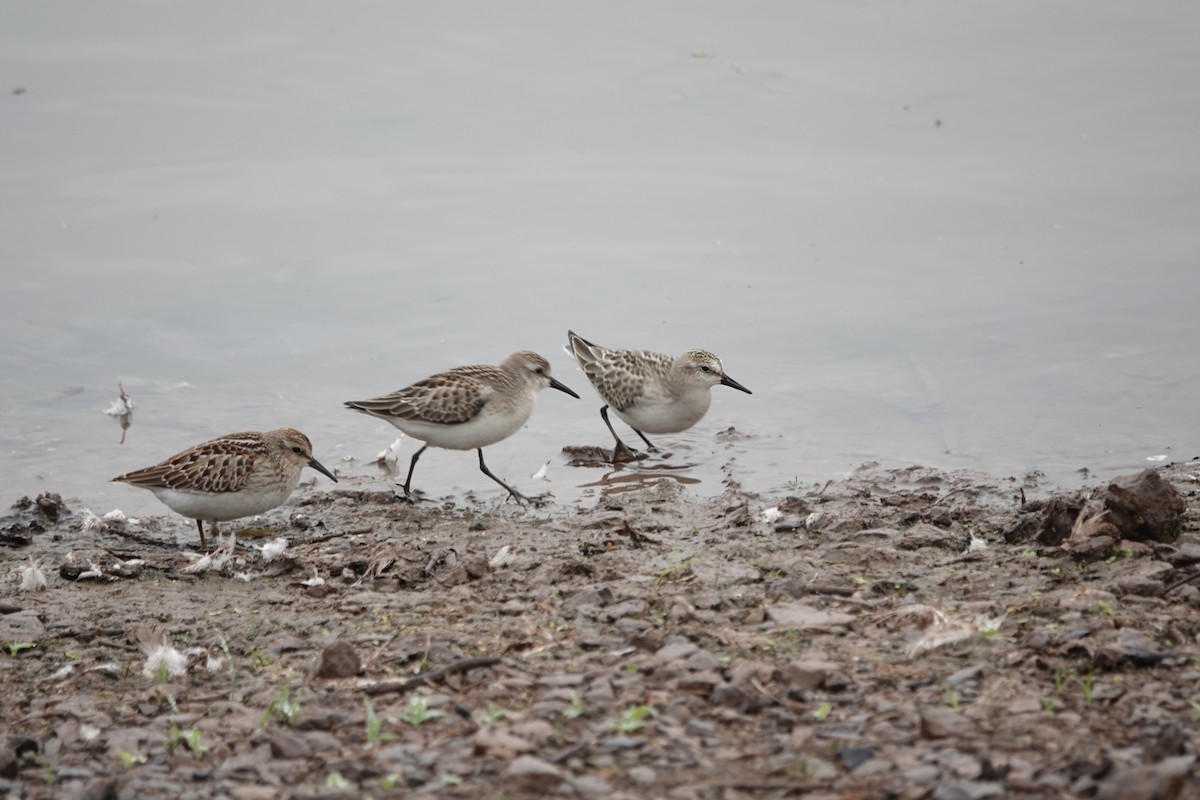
left=615, top=704, right=656, bottom=734
left=364, top=698, right=394, bottom=745
left=562, top=693, right=586, bottom=720
left=167, top=725, right=206, bottom=757
left=401, top=694, right=444, bottom=726
left=1076, top=673, right=1095, bottom=704
left=260, top=683, right=301, bottom=728
left=325, top=771, right=352, bottom=789
left=477, top=701, right=509, bottom=724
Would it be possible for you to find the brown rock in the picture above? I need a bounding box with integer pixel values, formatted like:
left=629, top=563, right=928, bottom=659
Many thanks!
left=919, top=705, right=977, bottom=739
left=1002, top=512, right=1040, bottom=544
left=652, top=640, right=698, bottom=665
left=781, top=659, right=841, bottom=692
left=471, top=727, right=535, bottom=757
left=1095, top=755, right=1195, bottom=800
left=1115, top=575, right=1166, bottom=597
left=229, top=788, right=279, bottom=800
left=711, top=683, right=762, bottom=713
left=1102, top=469, right=1186, bottom=543
left=896, top=523, right=965, bottom=551
left=77, top=778, right=119, bottom=800
left=677, top=670, right=723, bottom=693
left=35, top=492, right=68, bottom=520
left=1063, top=532, right=1117, bottom=562
left=268, top=729, right=313, bottom=760
left=313, top=640, right=361, bottom=679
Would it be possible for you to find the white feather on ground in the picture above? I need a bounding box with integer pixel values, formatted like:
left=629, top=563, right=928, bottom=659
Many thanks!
left=18, top=556, right=47, bottom=592
left=258, top=537, right=288, bottom=562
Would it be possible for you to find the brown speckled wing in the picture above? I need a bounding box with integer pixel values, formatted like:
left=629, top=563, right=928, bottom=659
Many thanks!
left=115, top=436, right=261, bottom=493
left=347, top=365, right=498, bottom=425
left=584, top=349, right=673, bottom=412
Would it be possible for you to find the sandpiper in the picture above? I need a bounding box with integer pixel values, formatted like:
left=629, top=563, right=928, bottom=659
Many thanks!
left=345, top=351, right=579, bottom=503
left=566, top=330, right=752, bottom=462
left=112, top=428, right=337, bottom=548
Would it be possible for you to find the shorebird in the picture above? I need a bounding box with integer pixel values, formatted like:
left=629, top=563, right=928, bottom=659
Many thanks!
left=345, top=351, right=579, bottom=503
left=112, top=428, right=337, bottom=548
left=566, top=330, right=752, bottom=462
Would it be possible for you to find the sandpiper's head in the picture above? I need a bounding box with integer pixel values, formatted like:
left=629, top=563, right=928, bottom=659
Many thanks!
left=503, top=351, right=581, bottom=398
left=675, top=350, right=752, bottom=395
left=269, top=428, right=338, bottom=482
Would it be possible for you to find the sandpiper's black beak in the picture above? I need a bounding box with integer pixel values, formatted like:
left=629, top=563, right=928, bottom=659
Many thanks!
left=309, top=457, right=338, bottom=482
left=550, top=377, right=581, bottom=399
left=720, top=374, right=752, bottom=394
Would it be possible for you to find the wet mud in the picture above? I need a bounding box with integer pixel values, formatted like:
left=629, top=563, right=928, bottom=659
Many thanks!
left=2, top=457, right=1200, bottom=799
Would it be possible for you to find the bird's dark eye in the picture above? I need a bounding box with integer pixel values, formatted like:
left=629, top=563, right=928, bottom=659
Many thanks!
left=535, top=367, right=545, bottom=375
left=292, top=446, right=303, bottom=455
left=700, top=365, right=712, bottom=373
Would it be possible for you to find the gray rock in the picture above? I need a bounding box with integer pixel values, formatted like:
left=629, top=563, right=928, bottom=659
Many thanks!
left=500, top=755, right=565, bottom=793
left=943, top=665, right=985, bottom=687
left=932, top=780, right=1004, bottom=800
left=765, top=602, right=854, bottom=630
left=0, top=609, right=44, bottom=642
left=565, top=586, right=613, bottom=609
left=628, top=766, right=657, bottom=786
left=653, top=640, right=698, bottom=664
left=1095, top=630, right=1171, bottom=668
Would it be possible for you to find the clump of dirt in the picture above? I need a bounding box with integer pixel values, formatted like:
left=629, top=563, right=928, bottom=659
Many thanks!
left=2, top=460, right=1199, bottom=799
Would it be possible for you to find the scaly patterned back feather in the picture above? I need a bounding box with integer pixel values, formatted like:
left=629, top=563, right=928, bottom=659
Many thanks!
left=112, top=431, right=274, bottom=494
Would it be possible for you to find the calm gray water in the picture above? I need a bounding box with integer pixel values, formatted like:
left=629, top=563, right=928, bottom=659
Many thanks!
left=2, top=2, right=1198, bottom=518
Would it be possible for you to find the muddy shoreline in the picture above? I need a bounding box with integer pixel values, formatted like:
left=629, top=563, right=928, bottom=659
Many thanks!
left=2, top=459, right=1199, bottom=799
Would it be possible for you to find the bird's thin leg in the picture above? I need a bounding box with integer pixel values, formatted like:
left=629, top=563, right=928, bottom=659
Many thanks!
left=398, top=445, right=428, bottom=502
left=632, top=429, right=659, bottom=452
left=477, top=449, right=529, bottom=504
left=196, top=519, right=207, bottom=550
left=600, top=405, right=638, bottom=463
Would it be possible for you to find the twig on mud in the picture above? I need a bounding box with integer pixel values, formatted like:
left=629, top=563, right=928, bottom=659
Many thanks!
left=803, top=584, right=857, bottom=597
left=299, top=528, right=356, bottom=545
left=931, top=486, right=977, bottom=508
left=549, top=742, right=591, bottom=764
left=750, top=678, right=808, bottom=714
left=936, top=551, right=989, bottom=568
left=1163, top=569, right=1200, bottom=595
left=359, top=657, right=502, bottom=696
left=717, top=782, right=821, bottom=793
left=362, top=634, right=400, bottom=673
left=95, top=638, right=140, bottom=652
